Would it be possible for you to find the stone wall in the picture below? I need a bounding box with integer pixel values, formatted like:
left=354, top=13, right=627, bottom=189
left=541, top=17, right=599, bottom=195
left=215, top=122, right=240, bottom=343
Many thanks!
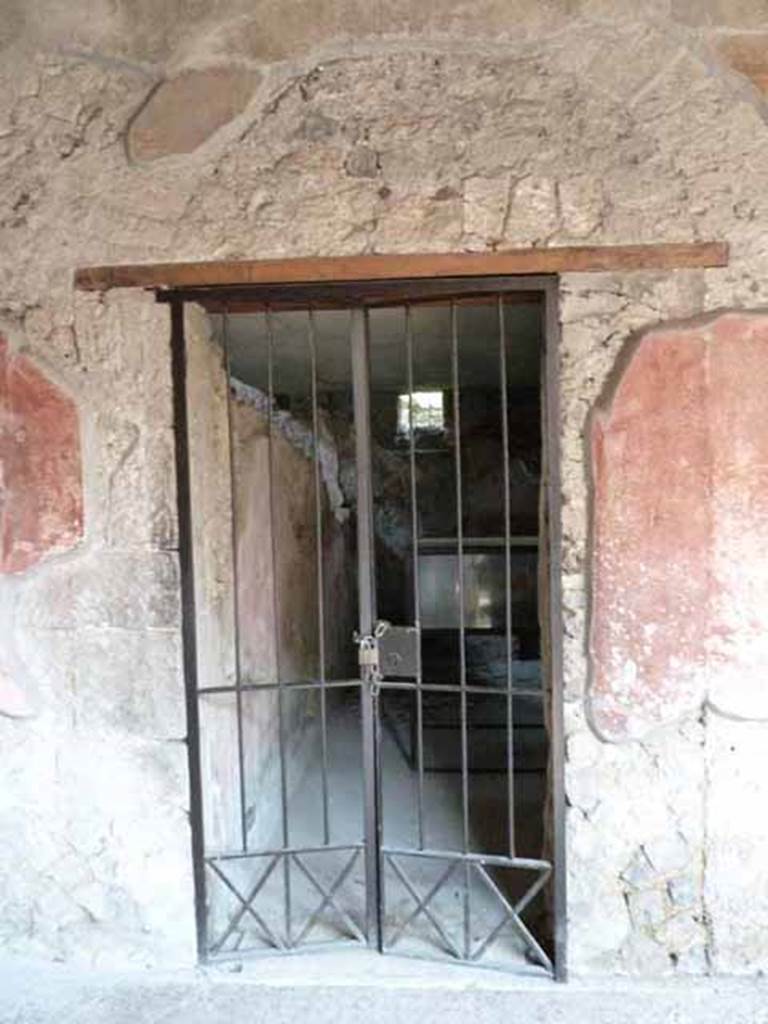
left=560, top=283, right=768, bottom=975
left=2, top=0, right=768, bottom=974
left=0, top=291, right=195, bottom=966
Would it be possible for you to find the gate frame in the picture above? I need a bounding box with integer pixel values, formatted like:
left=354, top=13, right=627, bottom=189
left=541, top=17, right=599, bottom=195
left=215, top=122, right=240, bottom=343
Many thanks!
left=165, top=274, right=567, bottom=980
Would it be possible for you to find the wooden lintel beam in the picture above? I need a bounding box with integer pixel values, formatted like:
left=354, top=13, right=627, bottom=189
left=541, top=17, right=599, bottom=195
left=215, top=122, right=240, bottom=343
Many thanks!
left=74, top=243, right=728, bottom=293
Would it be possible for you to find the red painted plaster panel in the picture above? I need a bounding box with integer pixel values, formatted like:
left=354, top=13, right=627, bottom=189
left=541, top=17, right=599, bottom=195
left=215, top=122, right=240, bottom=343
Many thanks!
left=590, top=313, right=768, bottom=740
left=707, top=315, right=768, bottom=721
left=0, top=337, right=83, bottom=574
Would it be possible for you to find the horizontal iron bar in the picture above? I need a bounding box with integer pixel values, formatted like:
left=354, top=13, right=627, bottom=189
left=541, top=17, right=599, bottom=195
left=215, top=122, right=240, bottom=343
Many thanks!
left=204, top=934, right=368, bottom=964
left=206, top=843, right=364, bottom=863
left=418, top=535, right=538, bottom=549
left=199, top=678, right=542, bottom=698
left=379, top=680, right=543, bottom=698
left=192, top=294, right=542, bottom=314
left=382, top=847, right=551, bottom=871
left=155, top=277, right=548, bottom=310
left=374, top=947, right=552, bottom=977
left=198, top=678, right=361, bottom=696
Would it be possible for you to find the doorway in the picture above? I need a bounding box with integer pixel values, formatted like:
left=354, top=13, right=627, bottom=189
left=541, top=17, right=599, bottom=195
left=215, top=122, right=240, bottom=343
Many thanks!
left=172, top=276, right=564, bottom=976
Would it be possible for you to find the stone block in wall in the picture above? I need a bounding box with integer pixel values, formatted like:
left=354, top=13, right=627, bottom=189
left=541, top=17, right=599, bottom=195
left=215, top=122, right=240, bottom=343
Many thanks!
left=503, top=177, right=559, bottom=247
left=19, top=550, right=180, bottom=631
left=0, top=723, right=195, bottom=966
left=71, top=292, right=178, bottom=552
left=69, top=630, right=186, bottom=738
left=72, top=294, right=172, bottom=427
left=93, top=415, right=177, bottom=551
left=462, top=174, right=509, bottom=246
left=590, top=313, right=768, bottom=740
left=566, top=718, right=707, bottom=974
left=0, top=337, right=83, bottom=574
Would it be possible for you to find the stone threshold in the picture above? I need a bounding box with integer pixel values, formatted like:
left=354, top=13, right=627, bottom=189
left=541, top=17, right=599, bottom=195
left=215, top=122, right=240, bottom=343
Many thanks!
left=2, top=951, right=767, bottom=1024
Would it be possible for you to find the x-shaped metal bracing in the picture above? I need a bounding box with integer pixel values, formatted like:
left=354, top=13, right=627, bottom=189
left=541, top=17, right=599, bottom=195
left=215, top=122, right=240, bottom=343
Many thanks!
left=383, top=853, right=552, bottom=969
left=292, top=849, right=365, bottom=945
left=207, top=855, right=283, bottom=953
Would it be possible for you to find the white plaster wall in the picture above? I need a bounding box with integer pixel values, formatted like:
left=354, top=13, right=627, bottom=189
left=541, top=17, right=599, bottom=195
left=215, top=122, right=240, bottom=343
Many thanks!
left=1, top=2, right=768, bottom=972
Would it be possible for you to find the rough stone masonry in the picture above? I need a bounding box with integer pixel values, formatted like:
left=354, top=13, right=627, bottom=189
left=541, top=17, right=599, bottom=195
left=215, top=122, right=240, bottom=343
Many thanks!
left=1, top=0, right=768, bottom=980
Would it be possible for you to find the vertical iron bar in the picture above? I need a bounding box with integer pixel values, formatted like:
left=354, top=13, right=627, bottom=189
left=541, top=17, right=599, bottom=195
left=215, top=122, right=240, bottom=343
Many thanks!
left=543, top=282, right=567, bottom=981
left=265, top=308, right=293, bottom=947
left=350, top=308, right=383, bottom=950
left=498, top=296, right=516, bottom=859
left=222, top=311, right=250, bottom=855
left=307, top=309, right=331, bottom=846
left=450, top=301, right=471, bottom=960
left=405, top=305, right=425, bottom=851
left=169, top=300, right=208, bottom=959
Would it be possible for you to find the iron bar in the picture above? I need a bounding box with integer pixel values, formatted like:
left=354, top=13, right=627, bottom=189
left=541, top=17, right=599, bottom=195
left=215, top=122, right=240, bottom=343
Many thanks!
left=155, top=276, right=550, bottom=311
left=498, top=295, right=516, bottom=859
left=207, top=842, right=363, bottom=863
left=418, top=535, right=538, bottom=549
left=351, top=307, right=383, bottom=949
left=265, top=307, right=293, bottom=947
left=450, top=300, right=471, bottom=959
left=198, top=679, right=542, bottom=698
left=168, top=300, right=208, bottom=960
left=405, top=304, right=426, bottom=851
left=381, top=847, right=551, bottom=871
left=543, top=281, right=568, bottom=982
left=222, top=311, right=250, bottom=855
left=204, top=935, right=367, bottom=965
left=369, top=948, right=549, bottom=977
left=198, top=679, right=362, bottom=696
left=376, top=680, right=543, bottom=698
left=308, top=309, right=331, bottom=846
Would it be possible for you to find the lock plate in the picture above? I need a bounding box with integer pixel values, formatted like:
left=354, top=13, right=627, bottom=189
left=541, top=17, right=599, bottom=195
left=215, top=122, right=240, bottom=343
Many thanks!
left=378, top=625, right=420, bottom=679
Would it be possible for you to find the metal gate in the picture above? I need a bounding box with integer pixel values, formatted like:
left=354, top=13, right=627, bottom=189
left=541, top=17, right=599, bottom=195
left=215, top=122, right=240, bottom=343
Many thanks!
left=168, top=277, right=565, bottom=976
